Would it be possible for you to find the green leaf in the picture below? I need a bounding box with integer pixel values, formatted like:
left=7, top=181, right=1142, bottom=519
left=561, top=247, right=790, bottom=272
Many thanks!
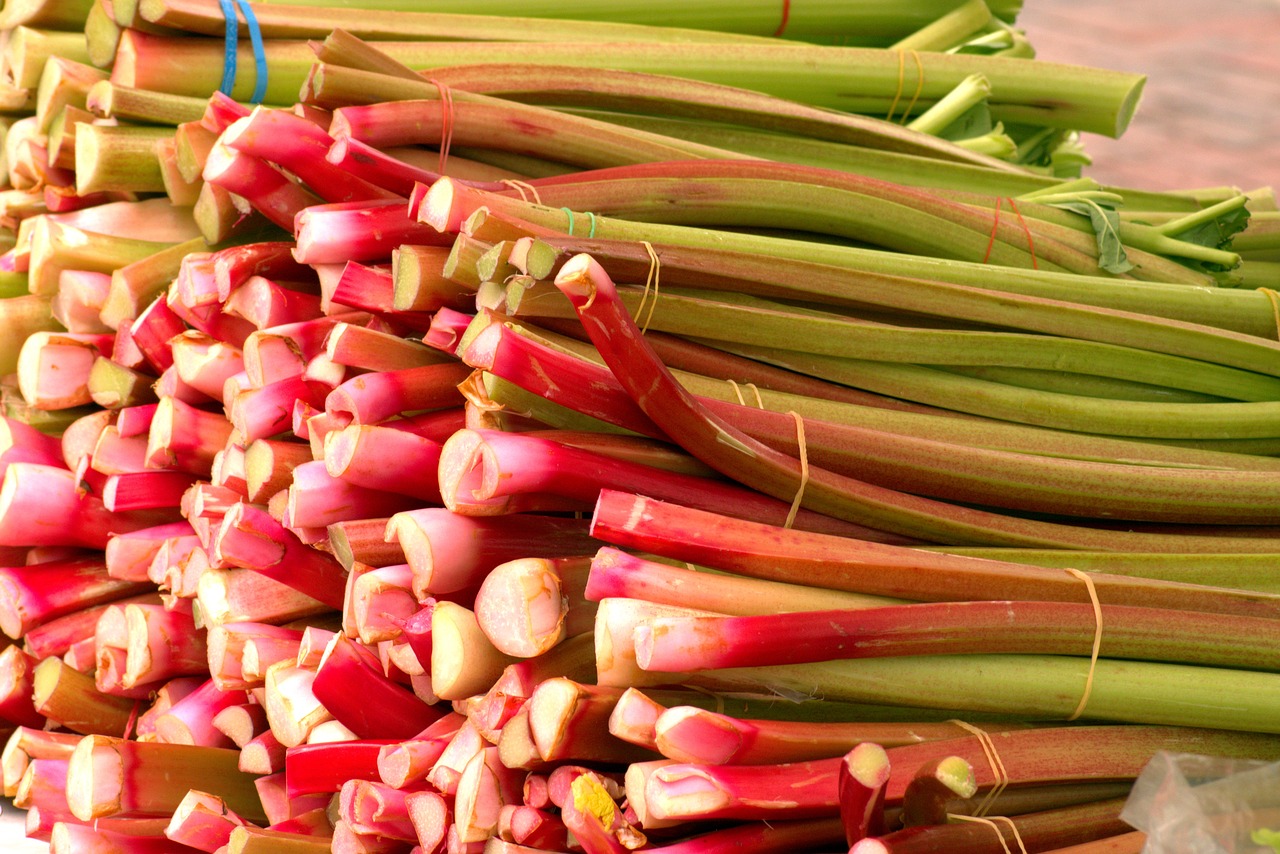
left=1252, top=828, right=1280, bottom=852
left=1051, top=199, right=1134, bottom=275
left=1168, top=205, right=1252, bottom=253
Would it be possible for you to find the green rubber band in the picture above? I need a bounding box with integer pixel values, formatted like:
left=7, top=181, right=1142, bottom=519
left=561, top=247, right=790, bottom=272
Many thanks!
left=586, top=211, right=598, bottom=239
left=560, top=207, right=576, bottom=236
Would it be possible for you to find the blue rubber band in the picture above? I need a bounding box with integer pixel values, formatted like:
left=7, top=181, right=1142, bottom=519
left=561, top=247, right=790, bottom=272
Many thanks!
left=219, top=0, right=269, bottom=104
left=586, top=211, right=597, bottom=239
left=237, top=0, right=268, bottom=104
left=218, top=0, right=237, bottom=97
left=560, top=207, right=575, bottom=236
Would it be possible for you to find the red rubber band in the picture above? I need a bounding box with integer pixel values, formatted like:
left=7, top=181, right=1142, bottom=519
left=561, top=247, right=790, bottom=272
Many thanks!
left=1007, top=198, right=1039, bottom=270
left=773, top=0, right=791, bottom=37
left=982, top=197, right=1003, bottom=263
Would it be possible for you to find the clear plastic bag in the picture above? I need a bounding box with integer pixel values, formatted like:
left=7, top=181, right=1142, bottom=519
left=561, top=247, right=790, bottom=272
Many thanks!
left=1120, top=751, right=1280, bottom=853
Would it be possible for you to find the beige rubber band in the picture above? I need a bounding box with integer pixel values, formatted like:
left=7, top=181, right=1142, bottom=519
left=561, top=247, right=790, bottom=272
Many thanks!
left=948, top=814, right=1028, bottom=854
left=1259, top=287, right=1280, bottom=341
left=887, top=50, right=907, bottom=123
left=636, top=241, right=661, bottom=333
left=1065, top=568, right=1103, bottom=721
left=429, top=79, right=455, bottom=174
left=947, top=720, right=1009, bottom=817
left=901, top=50, right=926, bottom=125
left=744, top=382, right=765, bottom=409
left=784, top=411, right=809, bottom=529
left=727, top=379, right=747, bottom=406
left=499, top=179, right=543, bottom=206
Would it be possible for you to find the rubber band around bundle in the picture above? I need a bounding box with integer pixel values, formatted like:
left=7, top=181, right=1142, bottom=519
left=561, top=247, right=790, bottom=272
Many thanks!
left=636, top=241, right=662, bottom=333
left=887, top=50, right=925, bottom=125
left=1065, top=568, right=1103, bottom=721
left=947, top=720, right=1009, bottom=817
left=783, top=411, right=809, bottom=529
left=773, top=0, right=792, bottom=37
left=430, top=80, right=456, bottom=175
left=725, top=379, right=764, bottom=409
left=500, top=179, right=543, bottom=206
left=1259, top=287, right=1280, bottom=341
left=983, top=198, right=1039, bottom=268
left=218, top=0, right=268, bottom=104
left=947, top=815, right=1028, bottom=854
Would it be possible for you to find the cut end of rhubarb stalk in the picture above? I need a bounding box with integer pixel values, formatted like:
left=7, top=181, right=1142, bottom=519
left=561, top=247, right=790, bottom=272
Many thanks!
left=652, top=706, right=745, bottom=765
left=475, top=558, right=567, bottom=658
left=66, top=734, right=123, bottom=822
left=552, top=253, right=601, bottom=306
left=645, top=764, right=731, bottom=822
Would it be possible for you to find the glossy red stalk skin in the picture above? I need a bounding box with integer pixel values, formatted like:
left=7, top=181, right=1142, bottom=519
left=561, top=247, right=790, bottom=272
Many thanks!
left=339, top=777, right=418, bottom=842
left=325, top=361, right=471, bottom=425
left=222, top=107, right=398, bottom=204
left=103, top=469, right=200, bottom=511
left=0, top=557, right=150, bottom=638
left=440, top=427, right=865, bottom=534
left=839, top=743, right=890, bottom=845
left=230, top=375, right=333, bottom=442
left=644, top=757, right=842, bottom=822
left=388, top=508, right=598, bottom=599
left=324, top=424, right=444, bottom=503
left=0, top=647, right=47, bottom=727
left=1, top=415, right=67, bottom=472
left=154, top=678, right=247, bottom=748
left=211, top=502, right=348, bottom=610
left=0, top=463, right=176, bottom=548
left=311, top=634, right=446, bottom=740
left=145, top=397, right=234, bottom=478
left=21, top=593, right=161, bottom=659
left=212, top=241, right=314, bottom=303
left=326, top=136, right=437, bottom=197
left=202, top=143, right=322, bottom=233
left=294, top=198, right=452, bottom=265
left=285, top=739, right=396, bottom=798
left=850, top=797, right=1130, bottom=854
left=635, top=600, right=1280, bottom=672
left=589, top=490, right=1280, bottom=620
left=287, top=460, right=423, bottom=529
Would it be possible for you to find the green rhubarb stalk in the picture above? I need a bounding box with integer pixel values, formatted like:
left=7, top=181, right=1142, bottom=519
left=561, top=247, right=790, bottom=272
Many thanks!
left=318, top=55, right=1032, bottom=172
left=34, top=57, right=108, bottom=134
left=504, top=284, right=1280, bottom=402
left=73, top=124, right=170, bottom=194
left=489, top=208, right=1279, bottom=338
left=719, top=343, right=1280, bottom=440
left=138, top=0, right=781, bottom=45
left=360, top=40, right=1146, bottom=136
left=555, top=258, right=1280, bottom=550
left=892, top=0, right=993, bottom=52
left=85, top=80, right=209, bottom=126
left=137, top=0, right=1020, bottom=42
left=933, top=549, right=1280, bottom=594
left=486, top=322, right=1280, bottom=470
left=5, top=27, right=92, bottom=90
left=905, top=72, right=990, bottom=135
left=0, top=296, right=59, bottom=376
left=677, top=653, right=1280, bottom=733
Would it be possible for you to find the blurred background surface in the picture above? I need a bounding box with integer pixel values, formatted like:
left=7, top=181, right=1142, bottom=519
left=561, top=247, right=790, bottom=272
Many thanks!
left=1020, top=0, right=1280, bottom=191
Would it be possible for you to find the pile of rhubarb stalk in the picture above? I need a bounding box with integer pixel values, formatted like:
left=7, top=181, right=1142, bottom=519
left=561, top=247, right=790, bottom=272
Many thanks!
left=2, top=0, right=1280, bottom=852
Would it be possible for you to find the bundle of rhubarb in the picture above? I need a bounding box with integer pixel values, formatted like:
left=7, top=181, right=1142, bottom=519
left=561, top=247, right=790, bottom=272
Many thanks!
left=2, top=0, right=1280, bottom=852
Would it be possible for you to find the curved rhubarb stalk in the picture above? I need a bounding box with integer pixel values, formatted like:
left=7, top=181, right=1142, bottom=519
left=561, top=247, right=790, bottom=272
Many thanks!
left=551, top=253, right=1280, bottom=552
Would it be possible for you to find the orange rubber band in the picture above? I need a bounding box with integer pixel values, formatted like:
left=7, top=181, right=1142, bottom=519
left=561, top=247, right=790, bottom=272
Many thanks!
left=1006, top=198, right=1039, bottom=270
left=948, top=814, right=1028, bottom=854
left=636, top=241, right=661, bottom=333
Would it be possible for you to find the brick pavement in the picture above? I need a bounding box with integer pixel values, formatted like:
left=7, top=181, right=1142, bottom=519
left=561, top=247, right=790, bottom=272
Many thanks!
left=1017, top=0, right=1280, bottom=192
